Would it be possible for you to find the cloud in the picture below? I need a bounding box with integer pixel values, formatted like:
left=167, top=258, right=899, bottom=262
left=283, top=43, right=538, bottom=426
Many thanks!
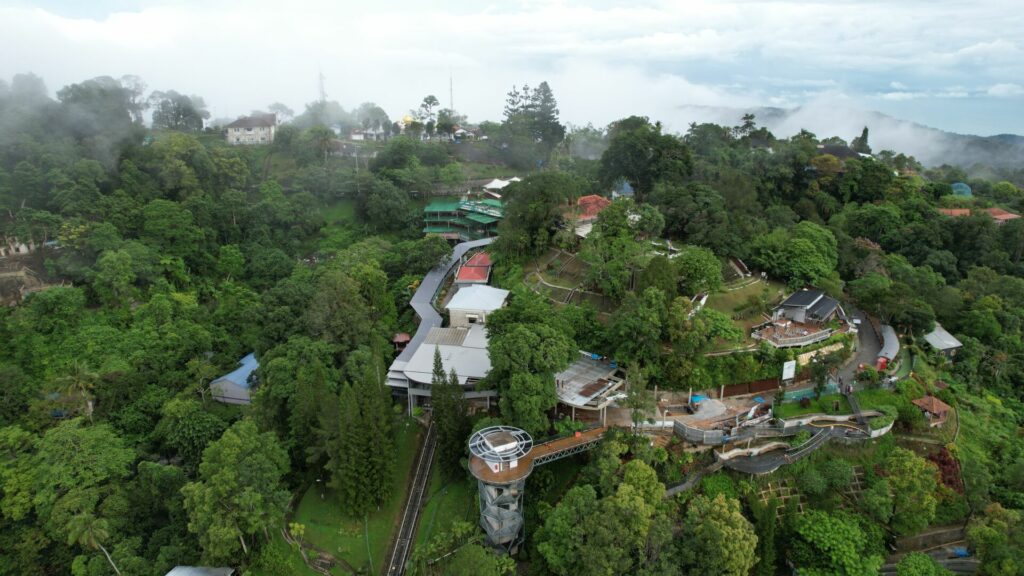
left=988, top=83, right=1024, bottom=97
left=0, top=0, right=1022, bottom=134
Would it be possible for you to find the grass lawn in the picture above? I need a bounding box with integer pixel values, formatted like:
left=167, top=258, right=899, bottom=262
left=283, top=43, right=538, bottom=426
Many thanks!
left=293, top=417, right=422, bottom=573
left=415, top=467, right=477, bottom=548
left=706, top=279, right=786, bottom=350
left=853, top=388, right=901, bottom=410
left=774, top=393, right=851, bottom=419
left=245, top=531, right=319, bottom=576
left=461, top=161, right=521, bottom=181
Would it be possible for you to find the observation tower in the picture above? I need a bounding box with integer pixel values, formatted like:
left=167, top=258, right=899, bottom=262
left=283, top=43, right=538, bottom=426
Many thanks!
left=468, top=426, right=534, bottom=553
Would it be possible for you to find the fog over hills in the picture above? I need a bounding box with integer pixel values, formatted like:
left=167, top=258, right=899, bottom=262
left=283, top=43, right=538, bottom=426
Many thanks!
left=676, top=102, right=1024, bottom=169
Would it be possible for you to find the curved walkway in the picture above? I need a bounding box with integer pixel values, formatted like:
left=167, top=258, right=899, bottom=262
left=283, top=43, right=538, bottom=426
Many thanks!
left=393, top=238, right=496, bottom=367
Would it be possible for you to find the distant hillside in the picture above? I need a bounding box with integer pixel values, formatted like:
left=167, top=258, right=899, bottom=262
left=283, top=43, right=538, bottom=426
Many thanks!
left=675, top=104, right=1024, bottom=169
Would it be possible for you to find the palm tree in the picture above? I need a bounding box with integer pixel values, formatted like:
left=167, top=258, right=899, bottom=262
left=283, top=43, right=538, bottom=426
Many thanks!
left=56, top=360, right=98, bottom=421
left=66, top=512, right=122, bottom=576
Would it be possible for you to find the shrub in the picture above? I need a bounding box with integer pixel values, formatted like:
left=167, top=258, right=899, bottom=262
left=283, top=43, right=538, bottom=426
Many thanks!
left=790, top=430, right=812, bottom=447
left=821, top=458, right=854, bottom=490
left=869, top=404, right=898, bottom=430
left=798, top=467, right=828, bottom=497
left=896, top=402, right=926, bottom=431
left=700, top=472, right=739, bottom=501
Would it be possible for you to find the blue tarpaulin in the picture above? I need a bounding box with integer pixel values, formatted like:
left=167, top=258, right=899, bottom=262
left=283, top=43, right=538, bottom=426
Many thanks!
left=754, top=396, right=766, bottom=403
left=691, top=394, right=707, bottom=403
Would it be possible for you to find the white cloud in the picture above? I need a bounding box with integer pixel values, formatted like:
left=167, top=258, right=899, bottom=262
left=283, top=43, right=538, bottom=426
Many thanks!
left=988, top=83, right=1024, bottom=97
left=0, top=0, right=1021, bottom=133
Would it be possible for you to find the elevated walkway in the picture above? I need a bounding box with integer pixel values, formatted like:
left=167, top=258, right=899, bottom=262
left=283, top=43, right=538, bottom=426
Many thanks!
left=468, top=427, right=607, bottom=485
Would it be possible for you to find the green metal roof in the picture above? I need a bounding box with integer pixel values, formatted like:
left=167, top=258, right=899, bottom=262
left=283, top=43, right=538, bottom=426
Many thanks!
left=424, top=201, right=462, bottom=213
left=465, top=213, right=500, bottom=225
left=481, top=199, right=504, bottom=208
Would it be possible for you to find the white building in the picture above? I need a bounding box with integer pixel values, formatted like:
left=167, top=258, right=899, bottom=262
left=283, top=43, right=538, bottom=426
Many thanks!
left=446, top=285, right=510, bottom=327
left=224, top=114, right=276, bottom=145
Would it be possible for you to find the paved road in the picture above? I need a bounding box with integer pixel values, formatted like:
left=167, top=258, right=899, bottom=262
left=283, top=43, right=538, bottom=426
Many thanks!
left=838, top=308, right=881, bottom=385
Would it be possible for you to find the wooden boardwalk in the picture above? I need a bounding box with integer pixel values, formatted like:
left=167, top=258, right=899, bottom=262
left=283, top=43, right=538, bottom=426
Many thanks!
left=469, top=427, right=607, bottom=485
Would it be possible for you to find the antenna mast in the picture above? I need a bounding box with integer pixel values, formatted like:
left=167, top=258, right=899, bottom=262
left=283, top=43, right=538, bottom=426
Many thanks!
left=318, top=70, right=327, bottom=104
left=449, top=70, right=454, bottom=112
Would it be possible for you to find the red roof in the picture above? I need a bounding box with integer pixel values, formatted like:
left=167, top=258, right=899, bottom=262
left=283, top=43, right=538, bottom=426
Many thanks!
left=465, top=252, right=492, bottom=267
left=576, top=195, right=612, bottom=221
left=984, top=207, right=1021, bottom=221
left=912, top=395, right=951, bottom=416
left=456, top=265, right=490, bottom=283
left=938, top=208, right=971, bottom=217
left=392, top=333, right=411, bottom=343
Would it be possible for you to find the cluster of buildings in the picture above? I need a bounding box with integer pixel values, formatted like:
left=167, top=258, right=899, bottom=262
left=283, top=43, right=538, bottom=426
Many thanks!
left=423, top=199, right=505, bottom=241
left=938, top=206, right=1021, bottom=224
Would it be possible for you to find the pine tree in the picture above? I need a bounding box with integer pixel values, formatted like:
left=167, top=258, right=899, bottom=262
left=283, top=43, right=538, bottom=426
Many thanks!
left=851, top=126, right=872, bottom=154
left=530, top=81, right=565, bottom=145
left=357, top=363, right=395, bottom=508
left=503, top=85, right=524, bottom=121
left=329, top=382, right=368, bottom=514
left=753, top=499, right=778, bottom=576
left=432, top=362, right=469, bottom=476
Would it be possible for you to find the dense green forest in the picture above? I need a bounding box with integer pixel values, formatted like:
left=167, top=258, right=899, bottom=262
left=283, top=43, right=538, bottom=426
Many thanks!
left=0, top=72, right=1022, bottom=576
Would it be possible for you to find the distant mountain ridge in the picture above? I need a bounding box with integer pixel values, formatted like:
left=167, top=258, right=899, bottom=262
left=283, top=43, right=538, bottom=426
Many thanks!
left=675, top=104, right=1024, bottom=169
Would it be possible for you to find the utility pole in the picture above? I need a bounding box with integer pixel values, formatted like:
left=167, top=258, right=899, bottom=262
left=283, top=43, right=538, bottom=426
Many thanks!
left=449, top=70, right=454, bottom=113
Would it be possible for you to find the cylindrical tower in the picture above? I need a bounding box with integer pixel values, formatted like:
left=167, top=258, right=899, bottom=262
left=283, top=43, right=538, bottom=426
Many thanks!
left=467, top=426, right=534, bottom=553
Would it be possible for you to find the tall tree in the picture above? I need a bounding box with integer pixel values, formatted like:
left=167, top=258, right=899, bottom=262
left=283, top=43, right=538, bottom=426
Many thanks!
left=598, top=116, right=692, bottom=201
left=678, top=494, right=758, bottom=576
left=66, top=512, right=121, bottom=576
left=149, top=90, right=210, bottom=132
left=851, top=126, right=872, bottom=154
left=181, top=419, right=290, bottom=563
left=431, top=349, right=469, bottom=475
left=886, top=447, right=938, bottom=535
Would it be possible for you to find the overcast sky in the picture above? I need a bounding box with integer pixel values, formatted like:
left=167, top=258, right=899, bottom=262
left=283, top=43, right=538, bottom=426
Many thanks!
left=2, top=0, right=1022, bottom=136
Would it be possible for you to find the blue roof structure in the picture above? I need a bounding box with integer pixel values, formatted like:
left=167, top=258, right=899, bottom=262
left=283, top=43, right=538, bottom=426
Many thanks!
left=612, top=180, right=635, bottom=198
left=951, top=182, right=973, bottom=196
left=219, top=353, right=258, bottom=389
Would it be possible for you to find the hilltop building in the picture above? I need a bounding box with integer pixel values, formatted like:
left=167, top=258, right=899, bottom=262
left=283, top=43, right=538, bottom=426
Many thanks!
left=455, top=251, right=493, bottom=285
left=911, top=395, right=951, bottom=427
left=387, top=284, right=509, bottom=410
left=923, top=323, right=963, bottom=358
left=224, top=114, right=276, bottom=145
left=754, top=289, right=846, bottom=348
left=210, top=353, right=258, bottom=405
left=565, top=194, right=612, bottom=238
left=423, top=199, right=504, bottom=241
left=938, top=207, right=1020, bottom=224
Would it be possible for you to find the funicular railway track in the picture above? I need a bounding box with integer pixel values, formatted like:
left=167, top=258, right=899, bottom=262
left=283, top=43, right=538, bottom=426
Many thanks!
left=385, top=422, right=436, bottom=576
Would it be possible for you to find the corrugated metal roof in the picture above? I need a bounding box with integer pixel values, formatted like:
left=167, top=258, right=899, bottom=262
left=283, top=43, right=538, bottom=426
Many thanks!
left=402, top=324, right=492, bottom=385
left=924, top=323, right=962, bottom=351
left=446, top=285, right=509, bottom=313
left=212, top=353, right=258, bottom=389
left=165, top=567, right=234, bottom=576
left=878, top=324, right=900, bottom=360
left=779, top=289, right=825, bottom=308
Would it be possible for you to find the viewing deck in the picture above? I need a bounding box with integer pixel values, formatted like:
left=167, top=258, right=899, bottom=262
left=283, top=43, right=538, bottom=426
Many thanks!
left=468, top=427, right=607, bottom=485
